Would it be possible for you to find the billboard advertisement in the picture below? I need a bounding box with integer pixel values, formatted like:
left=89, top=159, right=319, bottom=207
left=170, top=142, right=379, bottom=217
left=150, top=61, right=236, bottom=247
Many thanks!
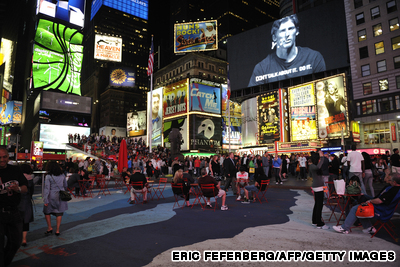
left=174, top=20, right=218, bottom=53
left=241, top=97, right=258, bottom=147
left=40, top=124, right=90, bottom=149
left=99, top=126, right=126, bottom=137
left=257, top=92, right=280, bottom=144
left=315, top=74, right=348, bottom=139
left=32, top=19, right=83, bottom=95
left=91, top=0, right=148, bottom=21
left=95, top=35, right=122, bottom=62
left=189, top=82, right=220, bottom=114
left=222, top=116, right=241, bottom=146
left=127, top=110, right=146, bottom=137
left=109, top=67, right=135, bottom=87
left=228, top=1, right=348, bottom=90
left=147, top=87, right=163, bottom=147
left=0, top=101, right=22, bottom=125
left=289, top=83, right=317, bottom=141
left=37, top=0, right=85, bottom=28
left=40, top=91, right=92, bottom=114
left=163, top=79, right=188, bottom=119
left=1, top=39, right=16, bottom=92
left=163, top=116, right=188, bottom=151
left=190, top=114, right=221, bottom=151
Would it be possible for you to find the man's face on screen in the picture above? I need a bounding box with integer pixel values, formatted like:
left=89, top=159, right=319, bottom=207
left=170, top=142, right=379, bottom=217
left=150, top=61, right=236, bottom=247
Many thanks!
left=276, top=20, right=297, bottom=49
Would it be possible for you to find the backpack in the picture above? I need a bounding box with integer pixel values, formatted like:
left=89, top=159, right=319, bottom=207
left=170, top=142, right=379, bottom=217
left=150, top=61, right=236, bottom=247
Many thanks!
left=346, top=182, right=361, bottom=195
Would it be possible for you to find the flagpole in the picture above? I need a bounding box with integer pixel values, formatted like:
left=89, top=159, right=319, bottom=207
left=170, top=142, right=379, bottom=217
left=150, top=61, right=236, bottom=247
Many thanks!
left=148, top=36, right=154, bottom=153
left=227, top=63, right=231, bottom=153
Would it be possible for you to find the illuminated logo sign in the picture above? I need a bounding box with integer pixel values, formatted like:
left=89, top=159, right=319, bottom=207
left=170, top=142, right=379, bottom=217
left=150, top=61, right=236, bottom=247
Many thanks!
left=95, top=35, right=122, bottom=62
left=174, top=20, right=218, bottom=53
left=37, top=0, right=85, bottom=28
left=91, top=0, right=149, bottom=21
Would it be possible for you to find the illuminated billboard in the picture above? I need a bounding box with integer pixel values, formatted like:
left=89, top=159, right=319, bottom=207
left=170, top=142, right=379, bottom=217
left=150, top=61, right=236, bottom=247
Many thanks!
left=91, top=0, right=149, bottom=21
left=127, top=110, right=146, bottom=137
left=40, top=124, right=90, bottom=149
left=241, top=97, right=258, bottom=147
left=99, top=126, right=126, bottom=137
left=228, top=1, right=348, bottom=90
left=189, top=82, right=220, bottom=114
left=163, top=116, right=188, bottom=151
left=109, top=67, right=135, bottom=87
left=163, top=79, right=188, bottom=119
left=147, top=87, right=163, bottom=147
left=315, top=74, right=348, bottom=139
left=0, top=101, right=22, bottom=125
left=289, top=83, right=317, bottom=141
left=40, top=91, right=92, bottom=114
left=174, top=20, right=218, bottom=54
left=190, top=114, right=221, bottom=151
left=257, top=92, right=280, bottom=145
left=37, top=0, right=85, bottom=28
left=95, top=35, right=122, bottom=62
left=32, top=19, right=83, bottom=95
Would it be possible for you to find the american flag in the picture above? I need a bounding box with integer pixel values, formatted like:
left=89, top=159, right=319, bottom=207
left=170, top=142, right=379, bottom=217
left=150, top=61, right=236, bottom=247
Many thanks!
left=147, top=37, right=154, bottom=76
left=226, top=64, right=231, bottom=111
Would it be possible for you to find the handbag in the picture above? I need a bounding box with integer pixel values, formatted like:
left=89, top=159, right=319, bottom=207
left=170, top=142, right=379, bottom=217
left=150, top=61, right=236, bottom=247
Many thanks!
left=51, top=175, right=72, bottom=202
left=333, top=179, right=346, bottom=195
left=356, top=202, right=374, bottom=218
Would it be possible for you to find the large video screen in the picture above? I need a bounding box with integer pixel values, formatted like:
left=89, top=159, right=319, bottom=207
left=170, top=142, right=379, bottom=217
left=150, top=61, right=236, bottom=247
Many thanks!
left=189, top=82, right=221, bottom=114
left=41, top=91, right=92, bottom=114
left=40, top=124, right=90, bottom=149
left=228, top=1, right=348, bottom=90
left=91, top=0, right=148, bottom=21
left=163, top=79, right=188, bottom=119
left=37, top=0, right=85, bottom=28
left=174, top=20, right=218, bottom=53
left=147, top=87, right=163, bottom=147
left=95, top=35, right=122, bottom=62
left=32, top=19, right=83, bottom=95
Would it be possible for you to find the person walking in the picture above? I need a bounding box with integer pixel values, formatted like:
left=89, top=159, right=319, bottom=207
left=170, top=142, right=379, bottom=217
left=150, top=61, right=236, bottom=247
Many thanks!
left=272, top=153, right=282, bottom=184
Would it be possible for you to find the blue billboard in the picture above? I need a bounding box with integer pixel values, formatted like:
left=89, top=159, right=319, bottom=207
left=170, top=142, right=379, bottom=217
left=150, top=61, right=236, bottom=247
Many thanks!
left=189, top=83, right=221, bottom=114
left=109, top=67, right=136, bottom=87
left=91, top=0, right=149, bottom=21
left=37, top=0, right=85, bottom=28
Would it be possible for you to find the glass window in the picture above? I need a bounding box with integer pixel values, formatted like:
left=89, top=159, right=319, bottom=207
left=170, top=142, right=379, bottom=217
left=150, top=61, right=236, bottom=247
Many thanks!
left=354, top=0, right=363, bottom=8
left=396, top=95, right=400, bottom=109
left=389, top=18, right=399, bottom=31
left=356, top=13, right=365, bottom=25
left=392, top=36, right=400, bottom=50
left=395, top=56, right=400, bottom=69
left=358, top=29, right=367, bottom=41
left=363, top=82, right=372, bottom=95
left=361, top=64, right=370, bottom=76
left=357, top=102, right=361, bottom=115
left=359, top=46, right=369, bottom=59
left=379, top=78, right=389, bottom=91
left=373, top=23, right=383, bottom=36
left=387, top=1, right=397, bottom=13
left=396, top=76, right=400, bottom=89
left=375, top=41, right=385, bottom=54
left=377, top=60, right=387, bottom=72
left=371, top=6, right=380, bottom=20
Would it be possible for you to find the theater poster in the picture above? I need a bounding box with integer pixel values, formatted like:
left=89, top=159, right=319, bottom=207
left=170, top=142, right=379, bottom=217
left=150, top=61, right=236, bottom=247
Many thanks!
left=163, top=79, right=188, bottom=119
left=315, top=74, right=348, bottom=139
left=174, top=20, right=217, bottom=53
left=189, top=82, right=221, bottom=114
left=163, top=116, right=188, bottom=151
left=190, top=114, right=221, bottom=151
left=257, top=92, right=279, bottom=144
left=289, top=83, right=318, bottom=141
left=147, top=87, right=163, bottom=147
left=127, top=110, right=146, bottom=137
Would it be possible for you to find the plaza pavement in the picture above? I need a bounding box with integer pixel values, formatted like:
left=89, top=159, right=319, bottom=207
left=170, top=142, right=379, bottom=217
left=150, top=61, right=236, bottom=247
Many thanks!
left=10, top=177, right=400, bottom=267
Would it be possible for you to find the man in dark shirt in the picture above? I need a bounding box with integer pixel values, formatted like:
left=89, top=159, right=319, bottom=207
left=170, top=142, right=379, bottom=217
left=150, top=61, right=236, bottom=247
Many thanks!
left=390, top=148, right=400, bottom=173
left=248, top=14, right=325, bottom=87
left=198, top=168, right=228, bottom=210
left=0, top=146, right=28, bottom=266
left=223, top=152, right=237, bottom=195
left=243, top=173, right=269, bottom=203
left=67, top=168, right=81, bottom=196
left=129, top=167, right=148, bottom=204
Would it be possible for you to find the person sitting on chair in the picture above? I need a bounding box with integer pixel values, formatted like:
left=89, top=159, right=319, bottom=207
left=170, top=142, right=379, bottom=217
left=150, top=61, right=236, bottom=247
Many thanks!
left=243, top=173, right=269, bottom=203
left=129, top=167, right=148, bottom=204
left=333, top=172, right=400, bottom=235
left=198, top=168, right=228, bottom=210
left=236, top=166, right=249, bottom=201
left=172, top=169, right=190, bottom=207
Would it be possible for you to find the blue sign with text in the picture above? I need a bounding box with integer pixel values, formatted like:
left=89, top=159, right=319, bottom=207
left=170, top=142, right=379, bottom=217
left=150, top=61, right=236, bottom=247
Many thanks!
left=189, top=83, right=221, bottom=114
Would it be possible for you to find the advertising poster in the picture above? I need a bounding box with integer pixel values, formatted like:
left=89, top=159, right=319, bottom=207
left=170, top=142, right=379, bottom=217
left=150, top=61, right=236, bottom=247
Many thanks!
left=221, top=84, right=241, bottom=118
left=127, top=110, right=146, bottom=137
left=99, top=126, right=126, bottom=137
left=147, top=87, right=163, bottom=147
left=0, top=101, right=22, bottom=125
left=352, top=121, right=360, bottom=143
left=315, top=74, right=348, bottom=139
left=222, top=116, right=241, bottom=145
left=189, top=82, right=220, bottom=114
left=174, top=20, right=218, bottom=53
left=109, top=67, right=135, bottom=87
left=289, top=83, right=317, bottom=141
left=241, top=97, right=258, bottom=147
left=40, top=124, right=90, bottom=149
left=163, top=79, right=188, bottom=119
left=163, top=116, right=188, bottom=151
left=37, top=0, right=85, bottom=28
left=189, top=114, right=221, bottom=151
left=32, top=19, right=83, bottom=95
left=95, top=35, right=122, bottom=62
left=257, top=92, right=279, bottom=144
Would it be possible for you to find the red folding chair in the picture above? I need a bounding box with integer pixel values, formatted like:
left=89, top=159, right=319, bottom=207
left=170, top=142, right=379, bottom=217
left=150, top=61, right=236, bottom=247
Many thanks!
left=190, top=184, right=205, bottom=208
left=130, top=181, right=146, bottom=204
left=152, top=178, right=167, bottom=200
left=200, top=184, right=218, bottom=211
left=255, top=180, right=270, bottom=203
left=78, top=180, right=93, bottom=198
left=171, top=183, right=186, bottom=209
left=67, top=187, right=77, bottom=198
left=370, top=201, right=399, bottom=242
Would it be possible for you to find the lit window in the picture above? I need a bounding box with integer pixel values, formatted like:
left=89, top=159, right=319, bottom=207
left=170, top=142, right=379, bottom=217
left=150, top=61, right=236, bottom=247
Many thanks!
left=392, top=36, right=400, bottom=50
left=358, top=29, right=367, bottom=41
left=361, top=64, right=370, bottom=76
left=363, top=82, right=372, bottom=95
left=379, top=78, right=389, bottom=91
left=375, top=41, right=385, bottom=54
left=377, top=60, right=387, bottom=72
left=373, top=23, right=383, bottom=36
left=371, top=6, right=380, bottom=20
left=389, top=18, right=399, bottom=31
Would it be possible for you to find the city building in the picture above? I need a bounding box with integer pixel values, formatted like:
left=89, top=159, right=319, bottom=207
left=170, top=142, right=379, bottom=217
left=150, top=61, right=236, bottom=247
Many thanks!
left=345, top=0, right=400, bottom=151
